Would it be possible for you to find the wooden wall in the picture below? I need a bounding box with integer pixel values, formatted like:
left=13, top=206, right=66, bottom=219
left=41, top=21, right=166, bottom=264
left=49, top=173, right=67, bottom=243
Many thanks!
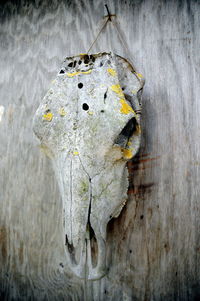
left=0, top=0, right=200, bottom=300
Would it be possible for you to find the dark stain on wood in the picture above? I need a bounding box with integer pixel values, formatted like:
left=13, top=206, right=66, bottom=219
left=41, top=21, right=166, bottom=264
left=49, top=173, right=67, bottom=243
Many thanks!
left=0, top=227, right=7, bottom=260
left=18, top=241, right=24, bottom=265
left=128, top=182, right=155, bottom=195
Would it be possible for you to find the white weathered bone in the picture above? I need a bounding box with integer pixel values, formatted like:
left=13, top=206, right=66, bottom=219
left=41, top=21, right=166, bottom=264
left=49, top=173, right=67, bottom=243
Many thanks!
left=33, top=52, right=144, bottom=280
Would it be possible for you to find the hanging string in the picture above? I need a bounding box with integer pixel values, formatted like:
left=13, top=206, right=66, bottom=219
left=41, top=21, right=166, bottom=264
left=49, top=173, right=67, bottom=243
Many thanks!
left=87, top=17, right=110, bottom=54
left=87, top=4, right=137, bottom=71
left=111, top=18, right=137, bottom=71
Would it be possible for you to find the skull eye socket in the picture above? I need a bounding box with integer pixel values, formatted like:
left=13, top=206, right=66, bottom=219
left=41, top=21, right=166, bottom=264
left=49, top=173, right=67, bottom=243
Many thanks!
left=115, top=117, right=137, bottom=149
left=82, top=103, right=89, bottom=111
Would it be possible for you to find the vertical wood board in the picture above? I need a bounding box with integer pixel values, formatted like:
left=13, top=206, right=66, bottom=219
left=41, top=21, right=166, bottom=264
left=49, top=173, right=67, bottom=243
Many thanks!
left=0, top=0, right=200, bottom=300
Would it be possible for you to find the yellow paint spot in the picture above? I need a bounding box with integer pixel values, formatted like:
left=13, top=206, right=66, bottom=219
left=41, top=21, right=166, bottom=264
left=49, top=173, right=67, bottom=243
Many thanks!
left=88, top=111, right=94, bottom=115
left=80, top=53, right=87, bottom=56
left=122, top=148, right=133, bottom=160
left=120, top=99, right=135, bottom=114
left=73, top=151, right=79, bottom=156
left=43, top=112, right=53, bottom=121
left=59, top=107, right=67, bottom=116
left=66, top=70, right=92, bottom=77
left=136, top=72, right=144, bottom=79
left=107, top=68, right=116, bottom=76
left=110, top=84, right=124, bottom=98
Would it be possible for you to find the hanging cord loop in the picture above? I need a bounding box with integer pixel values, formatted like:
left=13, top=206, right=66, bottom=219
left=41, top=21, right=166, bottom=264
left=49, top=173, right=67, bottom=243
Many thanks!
left=87, top=4, right=114, bottom=54
left=86, top=4, right=136, bottom=71
left=111, top=18, right=137, bottom=71
left=87, top=17, right=110, bottom=54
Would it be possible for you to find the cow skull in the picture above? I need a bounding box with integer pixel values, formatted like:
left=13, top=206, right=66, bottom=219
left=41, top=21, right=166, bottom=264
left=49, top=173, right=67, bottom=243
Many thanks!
left=33, top=52, right=144, bottom=280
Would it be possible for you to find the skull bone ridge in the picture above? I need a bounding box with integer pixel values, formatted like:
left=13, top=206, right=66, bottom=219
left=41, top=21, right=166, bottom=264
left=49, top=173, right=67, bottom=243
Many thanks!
left=33, top=52, right=144, bottom=280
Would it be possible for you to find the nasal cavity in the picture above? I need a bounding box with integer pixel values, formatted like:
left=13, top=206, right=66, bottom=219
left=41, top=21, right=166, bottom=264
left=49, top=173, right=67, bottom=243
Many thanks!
left=65, top=235, right=76, bottom=264
left=88, top=222, right=98, bottom=267
left=82, top=103, right=89, bottom=111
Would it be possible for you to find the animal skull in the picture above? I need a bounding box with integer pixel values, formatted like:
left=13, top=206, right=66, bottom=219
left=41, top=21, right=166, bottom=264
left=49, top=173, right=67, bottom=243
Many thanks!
left=33, top=52, right=144, bottom=280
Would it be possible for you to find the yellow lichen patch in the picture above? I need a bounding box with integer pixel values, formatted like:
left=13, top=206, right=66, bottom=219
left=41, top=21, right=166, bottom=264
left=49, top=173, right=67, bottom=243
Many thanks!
left=107, top=68, right=117, bottom=76
left=78, top=180, right=89, bottom=196
left=136, top=72, right=144, bottom=79
left=122, top=148, right=133, bottom=160
left=120, top=99, right=135, bottom=114
left=66, top=70, right=92, bottom=77
left=66, top=71, right=81, bottom=77
left=59, top=107, right=67, bottom=116
left=87, top=111, right=94, bottom=115
left=73, top=151, right=79, bottom=156
left=51, top=80, right=56, bottom=84
left=111, top=84, right=124, bottom=98
left=43, top=112, right=53, bottom=121
left=81, top=70, right=92, bottom=75
left=80, top=53, right=87, bottom=56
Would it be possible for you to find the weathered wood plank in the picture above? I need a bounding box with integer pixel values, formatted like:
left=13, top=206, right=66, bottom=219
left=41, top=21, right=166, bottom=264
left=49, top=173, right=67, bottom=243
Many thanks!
left=0, top=0, right=200, bottom=300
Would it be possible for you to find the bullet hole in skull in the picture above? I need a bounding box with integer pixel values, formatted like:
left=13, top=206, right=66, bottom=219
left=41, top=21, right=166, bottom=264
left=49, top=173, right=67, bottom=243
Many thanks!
left=82, top=103, right=89, bottom=111
left=78, top=83, right=83, bottom=89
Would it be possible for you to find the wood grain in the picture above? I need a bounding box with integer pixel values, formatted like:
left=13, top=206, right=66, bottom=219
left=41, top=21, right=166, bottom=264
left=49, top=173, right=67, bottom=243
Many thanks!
left=0, top=0, right=200, bottom=300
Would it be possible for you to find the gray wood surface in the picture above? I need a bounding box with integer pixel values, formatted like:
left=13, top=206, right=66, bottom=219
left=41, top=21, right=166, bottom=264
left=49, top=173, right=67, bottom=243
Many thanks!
left=0, top=0, right=200, bottom=300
